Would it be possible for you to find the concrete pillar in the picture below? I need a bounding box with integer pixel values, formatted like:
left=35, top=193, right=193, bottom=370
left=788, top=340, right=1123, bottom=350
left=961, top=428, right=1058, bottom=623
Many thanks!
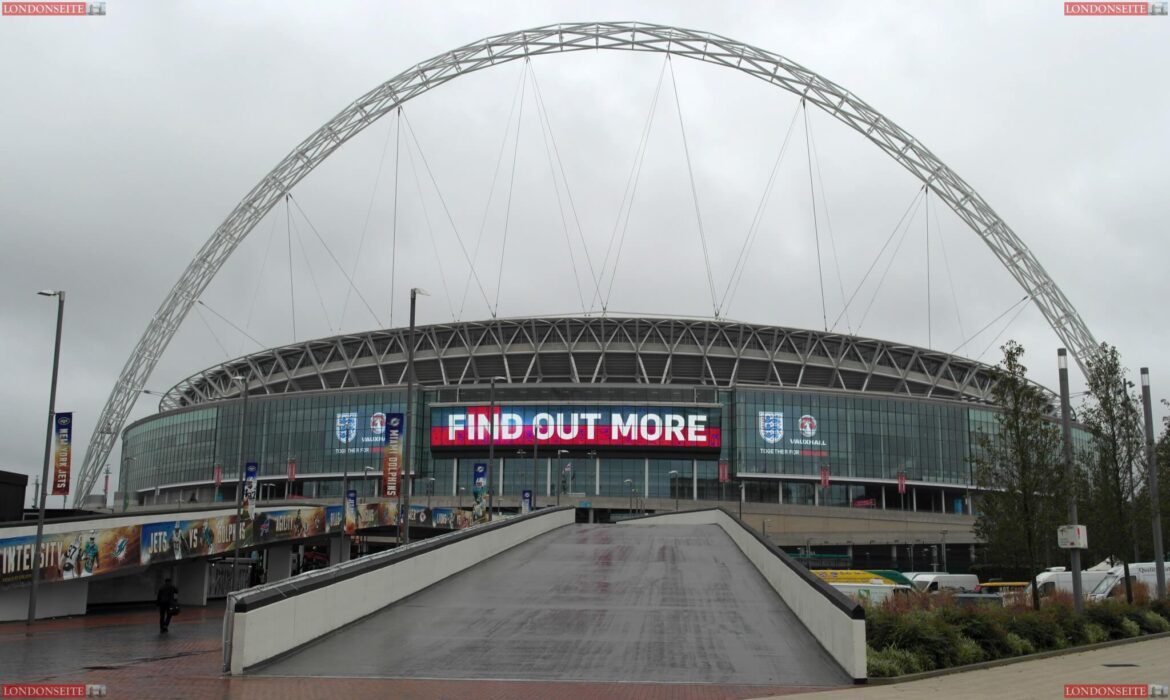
left=891, top=545, right=898, bottom=567
left=814, top=485, right=819, bottom=507
left=498, top=459, right=505, bottom=498
left=266, top=546, right=294, bottom=583
left=882, top=487, right=886, bottom=510
left=175, top=559, right=209, bottom=607
left=546, top=458, right=551, bottom=497
left=912, top=488, right=918, bottom=512
left=644, top=458, right=649, bottom=502
left=778, top=480, right=783, bottom=505
left=452, top=459, right=458, bottom=496
left=692, top=461, right=698, bottom=501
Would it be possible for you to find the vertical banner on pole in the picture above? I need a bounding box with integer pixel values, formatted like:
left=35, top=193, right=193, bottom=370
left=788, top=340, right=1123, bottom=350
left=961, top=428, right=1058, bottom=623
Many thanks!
left=344, top=489, right=358, bottom=535
left=472, top=462, right=488, bottom=524
left=718, top=460, right=729, bottom=484
left=51, top=412, right=72, bottom=496
left=521, top=489, right=533, bottom=514
left=383, top=413, right=404, bottom=498
left=287, top=458, right=297, bottom=482
left=243, top=462, right=258, bottom=519
left=820, top=466, right=830, bottom=489
left=214, top=465, right=222, bottom=488
left=897, top=472, right=907, bottom=495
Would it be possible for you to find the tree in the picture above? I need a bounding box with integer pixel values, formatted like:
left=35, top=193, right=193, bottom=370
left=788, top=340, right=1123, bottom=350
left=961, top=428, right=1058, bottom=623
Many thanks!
left=1079, top=343, right=1145, bottom=602
left=973, top=341, right=1066, bottom=610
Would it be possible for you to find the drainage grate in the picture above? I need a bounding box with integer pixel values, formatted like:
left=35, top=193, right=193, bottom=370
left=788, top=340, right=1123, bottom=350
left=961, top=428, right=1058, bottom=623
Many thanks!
left=1102, top=663, right=1139, bottom=667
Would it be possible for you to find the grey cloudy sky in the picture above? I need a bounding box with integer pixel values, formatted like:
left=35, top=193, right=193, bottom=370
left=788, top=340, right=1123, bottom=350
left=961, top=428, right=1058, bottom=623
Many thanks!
left=1, top=1, right=1167, bottom=506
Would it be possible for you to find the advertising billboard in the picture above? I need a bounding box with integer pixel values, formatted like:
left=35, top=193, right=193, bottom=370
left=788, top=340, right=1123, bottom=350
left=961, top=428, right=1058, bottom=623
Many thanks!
left=430, top=405, right=722, bottom=451
left=0, top=525, right=140, bottom=586
left=382, top=412, right=404, bottom=498
left=331, top=408, right=400, bottom=455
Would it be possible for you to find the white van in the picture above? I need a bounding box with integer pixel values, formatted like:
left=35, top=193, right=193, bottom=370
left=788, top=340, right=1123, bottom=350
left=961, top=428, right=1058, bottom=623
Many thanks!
left=1088, top=562, right=1167, bottom=601
left=1030, top=567, right=1110, bottom=599
left=909, top=572, right=980, bottom=593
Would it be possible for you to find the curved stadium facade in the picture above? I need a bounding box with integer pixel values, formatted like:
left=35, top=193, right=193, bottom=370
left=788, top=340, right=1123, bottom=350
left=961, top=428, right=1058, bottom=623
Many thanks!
left=120, top=316, right=1075, bottom=517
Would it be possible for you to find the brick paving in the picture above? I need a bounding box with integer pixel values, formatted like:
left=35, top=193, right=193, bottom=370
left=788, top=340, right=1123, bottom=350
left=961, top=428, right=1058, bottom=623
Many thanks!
left=1, top=604, right=819, bottom=699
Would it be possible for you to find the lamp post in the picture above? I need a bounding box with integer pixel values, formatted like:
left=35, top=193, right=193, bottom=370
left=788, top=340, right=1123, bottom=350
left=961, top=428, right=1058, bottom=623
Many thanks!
left=364, top=466, right=376, bottom=499
left=458, top=486, right=466, bottom=509
left=485, top=375, right=507, bottom=521
left=231, top=374, right=250, bottom=593
left=669, top=470, right=680, bottom=511
left=1057, top=348, right=1085, bottom=612
left=27, top=289, right=64, bottom=628
left=401, top=287, right=428, bottom=545
left=739, top=482, right=745, bottom=520
left=557, top=449, right=569, bottom=506
left=624, top=479, right=634, bottom=512
left=1140, top=368, right=1166, bottom=599
left=424, top=477, right=436, bottom=510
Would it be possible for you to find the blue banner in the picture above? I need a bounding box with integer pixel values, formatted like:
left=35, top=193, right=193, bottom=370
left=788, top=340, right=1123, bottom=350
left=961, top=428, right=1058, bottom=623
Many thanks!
left=522, top=489, right=533, bottom=514
left=51, top=412, right=72, bottom=496
left=244, top=462, right=258, bottom=519
left=345, top=489, right=358, bottom=535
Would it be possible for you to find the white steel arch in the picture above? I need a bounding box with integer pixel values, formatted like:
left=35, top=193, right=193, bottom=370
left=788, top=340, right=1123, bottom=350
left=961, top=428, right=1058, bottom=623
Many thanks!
left=76, top=21, right=1098, bottom=498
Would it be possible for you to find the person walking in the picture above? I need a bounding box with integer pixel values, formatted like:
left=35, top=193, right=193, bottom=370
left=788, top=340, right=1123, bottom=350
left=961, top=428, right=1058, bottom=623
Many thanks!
left=156, top=578, right=179, bottom=633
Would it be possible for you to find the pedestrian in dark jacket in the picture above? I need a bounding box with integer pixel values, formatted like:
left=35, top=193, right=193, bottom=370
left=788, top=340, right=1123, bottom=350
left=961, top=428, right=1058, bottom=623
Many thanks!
left=156, top=578, right=179, bottom=633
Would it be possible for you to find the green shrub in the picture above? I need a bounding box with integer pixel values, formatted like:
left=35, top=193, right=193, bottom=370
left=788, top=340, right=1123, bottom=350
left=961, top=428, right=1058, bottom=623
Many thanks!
left=938, top=607, right=1013, bottom=660
left=1119, top=618, right=1141, bottom=638
left=1086, top=600, right=1131, bottom=640
left=1129, top=610, right=1170, bottom=634
left=1082, top=622, right=1109, bottom=645
left=1006, top=609, right=1066, bottom=651
left=866, top=646, right=926, bottom=678
left=954, top=635, right=986, bottom=665
left=1005, top=632, right=1035, bottom=656
left=1149, top=598, right=1170, bottom=622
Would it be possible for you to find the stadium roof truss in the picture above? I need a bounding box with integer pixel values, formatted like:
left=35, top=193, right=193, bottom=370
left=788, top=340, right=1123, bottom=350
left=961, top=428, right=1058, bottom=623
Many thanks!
left=77, top=22, right=1096, bottom=497
left=160, top=317, right=1001, bottom=409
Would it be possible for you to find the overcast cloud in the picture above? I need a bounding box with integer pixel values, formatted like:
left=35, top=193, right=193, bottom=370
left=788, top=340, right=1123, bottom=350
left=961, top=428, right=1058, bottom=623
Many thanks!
left=1, top=1, right=1166, bottom=506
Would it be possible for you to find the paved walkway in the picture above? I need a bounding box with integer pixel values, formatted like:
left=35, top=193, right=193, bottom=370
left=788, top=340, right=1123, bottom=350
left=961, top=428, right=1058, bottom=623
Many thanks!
left=257, top=524, right=849, bottom=687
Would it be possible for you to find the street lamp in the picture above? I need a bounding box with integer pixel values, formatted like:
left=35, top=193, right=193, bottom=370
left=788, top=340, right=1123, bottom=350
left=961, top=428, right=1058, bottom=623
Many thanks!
left=557, top=449, right=569, bottom=506
left=231, top=374, right=250, bottom=593
left=669, top=470, right=680, bottom=511
left=400, top=287, right=429, bottom=545
left=624, top=479, right=634, bottom=512
left=458, top=486, right=466, bottom=509
left=27, top=289, right=64, bottom=627
left=485, top=375, right=507, bottom=521
left=364, top=466, right=376, bottom=499
left=738, top=481, right=745, bottom=520
left=424, top=477, right=436, bottom=510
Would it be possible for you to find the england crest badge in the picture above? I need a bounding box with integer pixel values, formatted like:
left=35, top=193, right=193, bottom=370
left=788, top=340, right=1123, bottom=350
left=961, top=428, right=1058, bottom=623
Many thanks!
left=758, top=411, right=784, bottom=443
left=335, top=412, right=358, bottom=443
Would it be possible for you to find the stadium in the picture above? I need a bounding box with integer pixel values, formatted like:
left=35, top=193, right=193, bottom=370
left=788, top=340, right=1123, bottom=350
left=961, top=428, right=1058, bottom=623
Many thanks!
left=119, top=314, right=1081, bottom=530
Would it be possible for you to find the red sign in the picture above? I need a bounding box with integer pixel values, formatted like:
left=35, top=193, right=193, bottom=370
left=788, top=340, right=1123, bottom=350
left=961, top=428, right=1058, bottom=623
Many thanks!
left=2, top=3, right=88, bottom=15
left=820, top=467, right=830, bottom=489
left=287, top=458, right=297, bottom=482
left=897, top=472, right=907, bottom=495
left=718, top=460, right=729, bottom=483
left=1064, top=3, right=1151, bottom=15
left=852, top=498, right=876, bottom=508
left=213, top=465, right=222, bottom=487
left=430, top=406, right=721, bottom=450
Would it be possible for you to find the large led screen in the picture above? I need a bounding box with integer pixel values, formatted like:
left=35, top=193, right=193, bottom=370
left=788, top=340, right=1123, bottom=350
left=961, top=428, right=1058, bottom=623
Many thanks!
left=429, top=405, right=722, bottom=451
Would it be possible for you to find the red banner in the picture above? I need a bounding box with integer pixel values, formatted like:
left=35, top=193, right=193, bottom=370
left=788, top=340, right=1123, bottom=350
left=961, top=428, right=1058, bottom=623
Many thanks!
left=820, top=466, right=830, bottom=489
left=718, top=460, right=729, bottom=484
left=213, top=465, right=222, bottom=487
left=897, top=472, right=907, bottom=495
left=287, top=458, right=297, bottom=482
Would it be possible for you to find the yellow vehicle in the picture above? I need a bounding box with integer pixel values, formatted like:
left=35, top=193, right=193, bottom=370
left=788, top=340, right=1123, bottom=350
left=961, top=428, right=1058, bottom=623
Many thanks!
left=812, top=569, right=914, bottom=587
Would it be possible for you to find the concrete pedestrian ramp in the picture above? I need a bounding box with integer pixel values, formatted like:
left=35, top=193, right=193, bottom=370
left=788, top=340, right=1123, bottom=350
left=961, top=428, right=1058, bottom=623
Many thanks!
left=244, top=513, right=859, bottom=686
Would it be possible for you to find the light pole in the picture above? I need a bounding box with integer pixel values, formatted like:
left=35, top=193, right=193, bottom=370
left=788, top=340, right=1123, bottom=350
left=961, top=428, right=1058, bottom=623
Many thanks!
left=364, top=466, right=376, bottom=499
left=1058, top=348, right=1085, bottom=612
left=401, top=287, right=428, bottom=544
left=669, top=470, right=680, bottom=511
left=1140, top=368, right=1166, bottom=599
left=624, top=479, right=634, bottom=512
left=485, top=375, right=507, bottom=521
left=424, top=477, right=436, bottom=510
left=739, top=482, right=745, bottom=520
left=230, top=374, right=249, bottom=593
left=458, top=486, right=466, bottom=509
left=27, top=289, right=64, bottom=628
left=515, top=448, right=527, bottom=510
left=103, top=464, right=111, bottom=508
left=557, top=449, right=569, bottom=506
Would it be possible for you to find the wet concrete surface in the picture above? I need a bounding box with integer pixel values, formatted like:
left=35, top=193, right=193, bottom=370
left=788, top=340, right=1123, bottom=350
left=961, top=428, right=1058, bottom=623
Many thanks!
left=256, top=524, right=851, bottom=686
